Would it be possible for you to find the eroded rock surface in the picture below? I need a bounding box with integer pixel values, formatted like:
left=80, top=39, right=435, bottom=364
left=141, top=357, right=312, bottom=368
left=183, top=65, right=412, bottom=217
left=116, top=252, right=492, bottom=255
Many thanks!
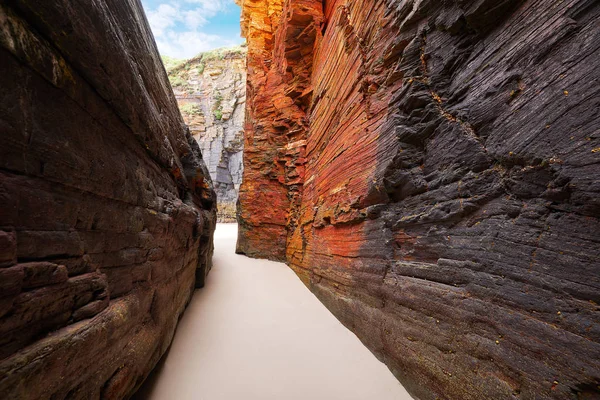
left=237, top=0, right=600, bottom=398
left=167, top=48, right=246, bottom=222
left=0, top=1, right=216, bottom=398
left=236, top=0, right=320, bottom=260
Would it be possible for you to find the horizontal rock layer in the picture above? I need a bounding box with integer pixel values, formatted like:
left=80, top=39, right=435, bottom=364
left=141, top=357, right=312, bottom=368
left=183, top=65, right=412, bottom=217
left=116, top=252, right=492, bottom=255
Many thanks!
left=0, top=0, right=216, bottom=398
left=237, top=0, right=600, bottom=398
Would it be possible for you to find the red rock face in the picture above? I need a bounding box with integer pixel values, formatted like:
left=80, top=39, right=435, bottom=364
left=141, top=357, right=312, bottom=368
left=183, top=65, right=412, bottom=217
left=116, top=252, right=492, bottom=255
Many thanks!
left=239, top=0, right=600, bottom=398
left=0, top=1, right=215, bottom=398
left=236, top=0, right=323, bottom=260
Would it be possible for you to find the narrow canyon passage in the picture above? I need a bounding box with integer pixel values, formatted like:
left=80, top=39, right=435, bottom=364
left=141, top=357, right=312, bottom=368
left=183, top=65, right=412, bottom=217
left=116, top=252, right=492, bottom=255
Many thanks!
left=135, top=224, right=412, bottom=400
left=2, top=1, right=599, bottom=398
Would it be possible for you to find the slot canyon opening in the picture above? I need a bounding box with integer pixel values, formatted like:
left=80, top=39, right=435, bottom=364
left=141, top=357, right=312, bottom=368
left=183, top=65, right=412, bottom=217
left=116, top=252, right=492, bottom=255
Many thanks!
left=0, top=1, right=599, bottom=400
left=145, top=0, right=248, bottom=223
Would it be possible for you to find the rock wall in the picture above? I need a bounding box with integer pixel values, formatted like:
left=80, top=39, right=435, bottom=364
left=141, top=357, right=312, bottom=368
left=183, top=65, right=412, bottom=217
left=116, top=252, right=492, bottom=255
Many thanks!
left=0, top=1, right=216, bottom=398
left=236, top=0, right=320, bottom=259
left=167, top=48, right=246, bottom=222
left=237, top=0, right=600, bottom=399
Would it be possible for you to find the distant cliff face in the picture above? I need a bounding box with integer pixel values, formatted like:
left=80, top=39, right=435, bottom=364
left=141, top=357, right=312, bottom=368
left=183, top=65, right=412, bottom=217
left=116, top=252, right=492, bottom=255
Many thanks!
left=167, top=48, right=246, bottom=222
left=237, top=0, right=600, bottom=399
left=0, top=1, right=216, bottom=398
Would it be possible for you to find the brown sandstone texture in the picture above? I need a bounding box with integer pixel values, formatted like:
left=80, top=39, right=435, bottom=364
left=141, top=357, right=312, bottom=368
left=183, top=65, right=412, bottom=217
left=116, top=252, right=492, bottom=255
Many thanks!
left=237, top=0, right=600, bottom=399
left=167, top=47, right=247, bottom=222
left=0, top=1, right=216, bottom=399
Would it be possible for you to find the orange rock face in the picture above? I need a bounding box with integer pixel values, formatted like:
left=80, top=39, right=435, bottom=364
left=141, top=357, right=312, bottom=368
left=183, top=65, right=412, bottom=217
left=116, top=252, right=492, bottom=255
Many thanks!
left=287, top=0, right=404, bottom=281
left=237, top=0, right=323, bottom=260
left=238, top=0, right=401, bottom=265
left=238, top=0, right=600, bottom=399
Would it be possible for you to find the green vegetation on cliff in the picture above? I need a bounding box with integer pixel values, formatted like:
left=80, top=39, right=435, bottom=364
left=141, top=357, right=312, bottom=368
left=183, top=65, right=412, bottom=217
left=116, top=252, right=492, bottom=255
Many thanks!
left=180, top=103, right=203, bottom=116
left=161, top=55, right=184, bottom=71
left=163, top=44, right=247, bottom=82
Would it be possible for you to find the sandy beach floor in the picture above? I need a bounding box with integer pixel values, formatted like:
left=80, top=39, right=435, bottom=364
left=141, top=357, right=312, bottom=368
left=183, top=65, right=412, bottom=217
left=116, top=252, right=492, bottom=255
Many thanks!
left=135, top=223, right=413, bottom=400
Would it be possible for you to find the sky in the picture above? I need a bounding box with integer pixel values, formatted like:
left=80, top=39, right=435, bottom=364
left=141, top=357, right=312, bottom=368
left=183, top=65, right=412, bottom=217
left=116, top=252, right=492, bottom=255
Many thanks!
left=141, top=0, right=244, bottom=59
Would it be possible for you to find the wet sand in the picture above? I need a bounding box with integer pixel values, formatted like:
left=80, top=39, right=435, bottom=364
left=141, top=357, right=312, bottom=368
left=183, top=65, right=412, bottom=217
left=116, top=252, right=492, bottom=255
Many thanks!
left=136, top=224, right=413, bottom=400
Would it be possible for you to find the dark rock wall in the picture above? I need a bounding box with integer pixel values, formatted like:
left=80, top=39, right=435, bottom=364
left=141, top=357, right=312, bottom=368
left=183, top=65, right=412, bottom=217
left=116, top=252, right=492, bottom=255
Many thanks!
left=239, top=0, right=600, bottom=398
left=0, top=0, right=216, bottom=398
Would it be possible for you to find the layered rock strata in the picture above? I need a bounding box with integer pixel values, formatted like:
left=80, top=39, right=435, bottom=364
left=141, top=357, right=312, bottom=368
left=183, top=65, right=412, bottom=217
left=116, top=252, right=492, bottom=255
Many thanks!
left=168, top=48, right=247, bottom=222
left=237, top=0, right=600, bottom=399
left=236, top=0, right=321, bottom=259
left=0, top=1, right=216, bottom=398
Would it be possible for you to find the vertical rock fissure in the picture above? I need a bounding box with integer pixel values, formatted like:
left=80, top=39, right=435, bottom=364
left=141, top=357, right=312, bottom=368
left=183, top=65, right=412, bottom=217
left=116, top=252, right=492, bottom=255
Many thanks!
left=166, top=47, right=247, bottom=222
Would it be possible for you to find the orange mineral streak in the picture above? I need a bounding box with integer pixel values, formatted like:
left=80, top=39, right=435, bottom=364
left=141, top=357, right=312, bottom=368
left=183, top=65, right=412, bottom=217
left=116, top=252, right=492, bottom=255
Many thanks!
left=298, top=0, right=402, bottom=274
left=238, top=0, right=402, bottom=266
left=237, top=0, right=324, bottom=261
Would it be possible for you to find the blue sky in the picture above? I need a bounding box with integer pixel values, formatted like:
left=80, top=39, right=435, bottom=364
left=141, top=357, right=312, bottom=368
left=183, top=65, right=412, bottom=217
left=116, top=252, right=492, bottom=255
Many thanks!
left=141, top=0, right=244, bottom=59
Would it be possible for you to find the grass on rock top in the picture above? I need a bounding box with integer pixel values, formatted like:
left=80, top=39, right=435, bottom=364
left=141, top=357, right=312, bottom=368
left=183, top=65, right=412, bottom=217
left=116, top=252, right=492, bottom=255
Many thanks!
left=180, top=103, right=203, bottom=116
left=162, top=44, right=247, bottom=76
left=163, top=45, right=247, bottom=93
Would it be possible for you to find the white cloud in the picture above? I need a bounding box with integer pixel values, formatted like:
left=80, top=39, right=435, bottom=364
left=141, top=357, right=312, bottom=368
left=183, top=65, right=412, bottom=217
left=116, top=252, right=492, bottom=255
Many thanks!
left=182, top=8, right=208, bottom=30
left=156, top=31, right=221, bottom=58
left=146, top=4, right=180, bottom=37
left=183, top=0, right=228, bottom=15
left=143, top=0, right=238, bottom=58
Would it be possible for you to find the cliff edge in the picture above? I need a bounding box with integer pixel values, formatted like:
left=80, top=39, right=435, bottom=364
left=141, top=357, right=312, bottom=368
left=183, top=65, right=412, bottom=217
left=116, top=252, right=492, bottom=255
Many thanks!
left=167, top=47, right=247, bottom=222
